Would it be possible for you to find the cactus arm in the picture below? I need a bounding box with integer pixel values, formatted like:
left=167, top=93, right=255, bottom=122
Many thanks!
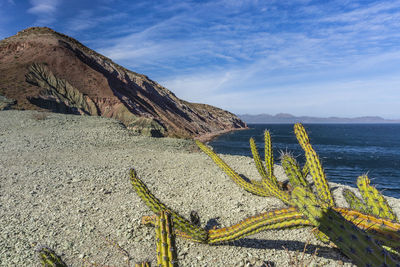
left=335, top=207, right=400, bottom=250
left=130, top=169, right=208, bottom=242
left=342, top=188, right=369, bottom=214
left=37, top=246, right=68, bottom=267
left=294, top=123, right=335, bottom=207
left=134, top=263, right=150, bottom=267
left=208, top=207, right=312, bottom=244
left=264, top=131, right=279, bottom=187
left=261, top=177, right=293, bottom=205
left=281, top=154, right=309, bottom=188
left=250, top=137, right=269, bottom=181
left=292, top=187, right=399, bottom=266
left=301, top=162, right=309, bottom=179
left=195, top=140, right=271, bottom=197
left=155, top=211, right=178, bottom=267
left=134, top=262, right=151, bottom=267
left=142, top=215, right=207, bottom=242
left=144, top=208, right=312, bottom=244
left=357, top=175, right=398, bottom=221
left=303, top=142, right=334, bottom=207
left=293, top=123, right=310, bottom=149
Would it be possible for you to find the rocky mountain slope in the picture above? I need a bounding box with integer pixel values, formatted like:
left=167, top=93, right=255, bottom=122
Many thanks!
left=0, top=27, right=246, bottom=138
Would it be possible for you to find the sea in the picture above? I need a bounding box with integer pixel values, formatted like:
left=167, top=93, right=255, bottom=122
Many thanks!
left=209, top=124, right=400, bottom=198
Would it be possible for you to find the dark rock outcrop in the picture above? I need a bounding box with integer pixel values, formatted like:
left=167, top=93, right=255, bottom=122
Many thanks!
left=0, top=27, right=247, bottom=138
left=0, top=94, right=16, bottom=110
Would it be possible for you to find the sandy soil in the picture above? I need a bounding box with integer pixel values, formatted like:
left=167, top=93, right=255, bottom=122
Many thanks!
left=1, top=110, right=399, bottom=266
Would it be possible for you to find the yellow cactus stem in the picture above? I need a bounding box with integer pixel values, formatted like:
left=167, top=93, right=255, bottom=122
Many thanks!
left=135, top=262, right=151, bottom=267
left=311, top=228, right=331, bottom=244
left=281, top=153, right=310, bottom=189
left=301, top=162, right=309, bottom=178
left=334, top=207, right=400, bottom=250
left=261, top=177, right=293, bottom=205
left=264, top=130, right=279, bottom=187
left=250, top=137, right=269, bottom=181
left=195, top=140, right=271, bottom=197
left=294, top=123, right=335, bottom=207
left=357, top=175, right=398, bottom=221
left=208, top=207, right=312, bottom=244
left=293, top=123, right=310, bottom=149
left=342, top=188, right=369, bottom=214
left=130, top=169, right=208, bottom=243
left=155, top=211, right=178, bottom=267
left=141, top=214, right=208, bottom=241
left=36, top=246, right=68, bottom=267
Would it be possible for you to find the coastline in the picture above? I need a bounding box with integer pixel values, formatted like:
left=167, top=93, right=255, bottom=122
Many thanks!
left=2, top=110, right=399, bottom=266
left=194, top=126, right=249, bottom=143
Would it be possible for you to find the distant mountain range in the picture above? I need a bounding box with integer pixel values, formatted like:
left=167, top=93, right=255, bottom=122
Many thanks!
left=239, top=113, right=400, bottom=124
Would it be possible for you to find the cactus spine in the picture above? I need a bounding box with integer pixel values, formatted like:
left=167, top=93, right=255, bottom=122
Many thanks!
left=37, top=246, right=68, bottom=267
left=155, top=211, right=178, bottom=267
left=357, top=175, right=398, bottom=221
left=130, top=169, right=208, bottom=243
left=292, top=186, right=398, bottom=267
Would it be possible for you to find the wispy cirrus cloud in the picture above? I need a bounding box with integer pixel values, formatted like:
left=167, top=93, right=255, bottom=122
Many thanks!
left=27, top=0, right=61, bottom=25
left=38, top=0, right=400, bottom=118
left=65, top=9, right=129, bottom=33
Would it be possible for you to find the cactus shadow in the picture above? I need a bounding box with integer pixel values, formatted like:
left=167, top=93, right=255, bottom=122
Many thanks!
left=239, top=174, right=252, bottom=183
left=219, top=238, right=352, bottom=263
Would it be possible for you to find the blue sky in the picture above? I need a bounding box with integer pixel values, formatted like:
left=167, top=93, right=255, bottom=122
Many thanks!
left=1, top=0, right=400, bottom=118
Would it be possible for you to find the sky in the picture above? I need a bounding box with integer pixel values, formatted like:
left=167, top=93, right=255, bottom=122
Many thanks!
left=1, top=0, right=400, bottom=118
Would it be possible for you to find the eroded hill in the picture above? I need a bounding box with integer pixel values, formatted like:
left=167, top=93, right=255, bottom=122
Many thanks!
left=0, top=27, right=246, bottom=138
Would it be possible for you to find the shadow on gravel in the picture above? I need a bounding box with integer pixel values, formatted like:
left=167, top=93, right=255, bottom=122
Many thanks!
left=217, top=238, right=351, bottom=263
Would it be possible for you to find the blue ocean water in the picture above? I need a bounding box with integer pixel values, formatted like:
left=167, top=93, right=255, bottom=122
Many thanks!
left=209, top=124, right=400, bottom=198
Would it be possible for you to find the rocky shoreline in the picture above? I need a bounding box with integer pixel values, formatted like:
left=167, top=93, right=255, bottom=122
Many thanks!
left=1, top=110, right=399, bottom=266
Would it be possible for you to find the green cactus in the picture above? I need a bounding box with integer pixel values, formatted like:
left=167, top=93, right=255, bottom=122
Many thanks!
left=357, top=175, right=398, bottom=221
left=196, top=140, right=293, bottom=205
left=155, top=211, right=178, bottom=267
left=264, top=130, right=279, bottom=188
left=281, top=153, right=309, bottom=189
left=342, top=188, right=369, bottom=214
left=292, top=186, right=399, bottom=267
left=301, top=162, right=310, bottom=179
left=135, top=262, right=151, bottom=267
left=37, top=246, right=68, bottom=267
left=195, top=140, right=271, bottom=197
left=130, top=169, right=208, bottom=243
left=294, top=124, right=335, bottom=207
left=207, top=207, right=312, bottom=244
left=335, top=207, right=400, bottom=251
left=250, top=137, right=269, bottom=183
left=128, top=123, right=400, bottom=266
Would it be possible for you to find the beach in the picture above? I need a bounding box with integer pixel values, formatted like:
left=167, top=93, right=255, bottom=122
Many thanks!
left=1, top=110, right=399, bottom=266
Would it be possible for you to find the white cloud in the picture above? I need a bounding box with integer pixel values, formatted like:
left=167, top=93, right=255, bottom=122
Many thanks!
left=66, top=10, right=128, bottom=33
left=27, top=0, right=61, bottom=25
left=91, top=0, right=400, bottom=118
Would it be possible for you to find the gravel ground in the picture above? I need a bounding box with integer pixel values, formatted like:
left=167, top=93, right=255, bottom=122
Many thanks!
left=1, top=110, right=399, bottom=267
